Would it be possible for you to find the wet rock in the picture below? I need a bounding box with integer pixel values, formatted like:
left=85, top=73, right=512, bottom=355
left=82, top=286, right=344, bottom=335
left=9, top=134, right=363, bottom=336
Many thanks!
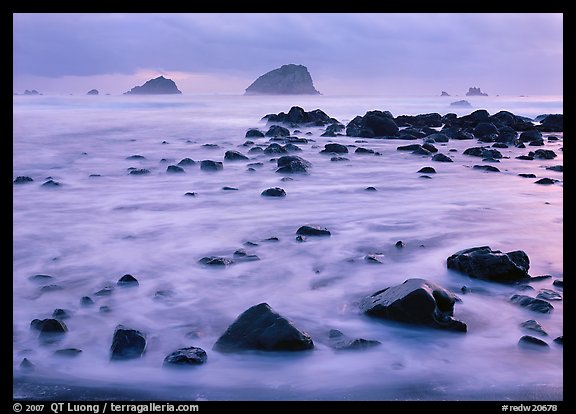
left=412, top=147, right=432, bottom=156
left=531, top=149, right=557, bottom=159
left=518, top=173, right=536, bottom=178
left=177, top=158, right=196, bottom=167
left=129, top=168, right=150, bottom=175
left=321, top=123, right=345, bottom=136
left=54, top=348, right=83, bottom=357
left=110, top=325, right=146, bottom=360
left=224, top=150, right=249, bottom=161
left=520, top=320, right=548, bottom=336
left=99, top=306, right=111, bottom=313
left=265, top=125, right=290, bottom=138
left=20, top=358, right=35, bottom=371
left=14, top=176, right=34, bottom=184
left=261, top=187, right=286, bottom=197
left=126, top=155, right=146, bottom=160
left=163, top=347, right=207, bottom=367
left=463, top=147, right=502, bottom=158
left=528, top=139, right=544, bottom=146
left=364, top=254, right=384, bottom=264
left=296, top=225, right=331, bottom=237
left=552, top=279, right=563, bottom=288
left=327, top=329, right=381, bottom=350
left=536, top=289, right=562, bottom=301
left=80, top=296, right=94, bottom=306
left=519, top=130, right=543, bottom=142
left=359, top=278, right=467, bottom=332
left=473, top=165, right=500, bottom=172
left=222, top=186, right=239, bottom=191
left=473, top=122, right=499, bottom=138
left=264, top=143, right=288, bottom=155
left=546, top=165, right=563, bottom=172
left=198, top=256, right=234, bottom=266
left=553, top=336, right=563, bottom=345
left=284, top=143, right=302, bottom=152
left=534, top=178, right=557, bottom=185
left=331, top=156, right=349, bottom=162
left=346, top=110, right=399, bottom=138
left=510, top=295, right=554, bottom=314
left=538, top=114, right=563, bottom=132
left=52, top=309, right=71, bottom=319
left=118, top=274, right=139, bottom=287
left=364, top=186, right=378, bottom=192
left=213, top=303, right=314, bottom=352
left=447, top=246, right=530, bottom=282
left=431, top=153, right=453, bottom=162
left=166, top=165, right=185, bottom=173
left=320, top=143, right=348, bottom=154
left=395, top=241, right=405, bottom=248
left=418, top=167, right=436, bottom=174
left=518, top=335, right=549, bottom=348
left=202, top=143, right=219, bottom=149
left=355, top=147, right=376, bottom=154
left=184, top=192, right=197, bottom=197
left=246, top=129, right=265, bottom=138
left=276, top=155, right=312, bottom=174
left=422, top=143, right=438, bottom=153
left=200, top=160, right=223, bottom=171
left=397, top=144, right=422, bottom=151
left=95, top=286, right=114, bottom=296
left=28, top=274, right=54, bottom=284
left=42, top=179, right=61, bottom=187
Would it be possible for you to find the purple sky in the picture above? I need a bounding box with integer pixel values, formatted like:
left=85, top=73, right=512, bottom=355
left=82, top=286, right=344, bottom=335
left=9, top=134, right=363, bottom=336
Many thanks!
left=13, top=13, right=563, bottom=96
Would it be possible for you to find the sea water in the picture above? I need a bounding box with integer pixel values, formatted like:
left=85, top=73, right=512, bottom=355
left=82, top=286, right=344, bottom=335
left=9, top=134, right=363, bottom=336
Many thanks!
left=13, top=94, right=563, bottom=400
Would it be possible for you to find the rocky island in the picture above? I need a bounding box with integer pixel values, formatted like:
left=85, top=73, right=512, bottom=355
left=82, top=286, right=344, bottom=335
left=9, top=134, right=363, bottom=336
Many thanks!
left=245, top=64, right=320, bottom=95
left=466, top=87, right=488, bottom=96
left=124, top=76, right=182, bottom=95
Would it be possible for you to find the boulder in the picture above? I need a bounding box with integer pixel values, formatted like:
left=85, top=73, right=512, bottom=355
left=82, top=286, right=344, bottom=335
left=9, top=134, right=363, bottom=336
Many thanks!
left=431, top=153, right=453, bottom=162
left=509, top=295, right=554, bottom=314
left=245, top=64, right=321, bottom=95
left=327, top=329, right=381, bottom=350
left=359, top=278, right=467, bottom=332
left=200, top=160, right=223, bottom=171
left=117, top=274, right=139, bottom=287
left=163, top=347, right=207, bottom=367
left=110, top=325, right=146, bottom=360
left=224, top=150, right=249, bottom=161
left=296, top=225, right=331, bottom=237
left=261, top=187, right=287, bottom=197
left=321, top=143, right=349, bottom=154
left=213, top=303, right=314, bottom=352
left=447, top=246, right=530, bottom=282
left=86, top=89, right=99, bottom=95
left=13, top=176, right=34, bottom=184
left=276, top=155, right=312, bottom=174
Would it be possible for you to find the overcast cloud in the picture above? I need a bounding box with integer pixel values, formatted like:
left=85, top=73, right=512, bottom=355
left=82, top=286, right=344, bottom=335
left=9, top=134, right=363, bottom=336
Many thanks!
left=13, top=13, right=563, bottom=96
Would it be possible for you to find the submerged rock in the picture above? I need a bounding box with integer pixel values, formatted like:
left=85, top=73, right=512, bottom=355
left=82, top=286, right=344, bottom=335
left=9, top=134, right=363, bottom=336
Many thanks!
left=327, top=329, right=381, bottom=350
left=359, top=278, right=467, bottom=332
left=509, top=295, right=554, bottom=314
left=518, top=335, right=549, bottom=348
left=520, top=320, right=548, bottom=336
left=213, top=303, right=314, bottom=352
left=261, top=187, right=287, bottom=197
left=296, top=225, right=331, bottom=237
left=431, top=153, right=453, bottom=162
left=447, top=246, right=530, bottom=282
left=163, top=347, right=207, bottom=367
left=224, top=150, right=249, bottom=161
left=110, top=325, right=146, bottom=360
left=200, top=160, right=223, bottom=171
left=198, top=256, right=234, bottom=266
left=276, top=155, right=312, bottom=174
left=13, top=176, right=34, bottom=184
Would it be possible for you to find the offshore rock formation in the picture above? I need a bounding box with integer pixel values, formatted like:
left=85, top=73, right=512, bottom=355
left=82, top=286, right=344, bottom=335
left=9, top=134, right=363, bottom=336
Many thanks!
left=124, top=76, right=182, bottom=95
left=245, top=64, right=320, bottom=95
left=466, top=87, right=488, bottom=96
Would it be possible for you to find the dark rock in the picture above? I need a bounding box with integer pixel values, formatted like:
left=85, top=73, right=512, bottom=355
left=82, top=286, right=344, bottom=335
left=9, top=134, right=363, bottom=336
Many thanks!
left=364, top=254, right=384, bottom=264
left=225, top=150, right=249, bottom=161
left=200, top=160, right=223, bottom=171
left=95, top=286, right=114, bottom=296
left=528, top=139, right=544, bottom=146
left=364, top=186, right=377, bottom=192
left=327, top=329, right=381, bottom=350
left=519, top=130, right=542, bottom=142
left=14, top=176, right=34, bottom=184
left=546, top=165, right=563, bottom=172
left=177, top=158, right=195, bottom=166
left=166, top=165, right=185, bottom=173
left=110, top=325, right=146, bottom=360
left=359, top=278, right=467, bottom=332
left=199, top=256, right=234, bottom=266
left=321, top=143, right=348, bottom=154
left=52, top=309, right=71, bottom=319
left=518, top=335, right=549, bottom=348
left=124, top=76, right=182, bottom=95
left=397, top=144, right=422, bottom=152
left=534, top=178, right=556, bottom=185
left=213, top=303, right=314, bottom=352
left=531, top=149, right=557, bottom=159
left=184, top=192, right=198, bottom=197
left=424, top=133, right=449, bottom=143
left=118, top=274, right=139, bottom=287
left=431, top=153, right=453, bottom=162
left=99, top=306, right=111, bottom=313
left=520, top=320, right=548, bottom=336
left=276, top=155, right=312, bottom=174
left=263, top=106, right=337, bottom=127
left=510, top=295, right=554, bottom=313
left=492, top=142, right=509, bottom=148
left=284, top=143, right=302, bottom=152
left=518, top=173, right=536, bottom=178
left=355, top=147, right=375, bottom=154
left=245, top=64, right=321, bottom=95
left=202, top=143, right=219, bottom=149
left=264, top=143, right=288, bottom=155
left=473, top=165, right=500, bottom=172
left=80, top=296, right=94, bottom=306
left=447, top=246, right=530, bottom=282
left=346, top=111, right=399, bottom=138
left=163, top=347, right=207, bottom=367
left=418, top=167, right=436, bottom=174
left=246, top=129, right=265, bottom=138
left=24, top=89, right=41, bottom=95
left=261, top=187, right=286, bottom=197
left=450, top=100, right=472, bottom=108
left=222, top=186, right=238, bottom=191
left=42, top=179, right=61, bottom=187
left=474, top=122, right=499, bottom=138
left=20, top=358, right=34, bottom=370
left=331, top=156, right=349, bottom=162
left=28, top=274, right=54, bottom=284
left=55, top=348, right=83, bottom=357
left=412, top=147, right=432, bottom=156
left=265, top=125, right=291, bottom=137
left=321, top=123, right=345, bottom=136
left=395, top=241, right=405, bottom=248
left=87, top=89, right=99, bottom=95
left=538, top=114, right=563, bottom=132
left=296, top=225, right=331, bottom=237
left=516, top=155, right=534, bottom=161
left=40, top=284, right=63, bottom=293
left=466, top=87, right=488, bottom=96
left=441, top=91, right=450, bottom=96
left=129, top=168, right=150, bottom=175
left=463, top=147, right=502, bottom=158
left=536, top=289, right=562, bottom=301
left=552, top=279, right=563, bottom=288
left=553, top=336, right=563, bottom=345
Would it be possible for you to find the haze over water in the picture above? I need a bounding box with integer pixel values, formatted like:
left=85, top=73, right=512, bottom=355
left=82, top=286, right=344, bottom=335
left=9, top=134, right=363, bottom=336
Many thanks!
left=13, top=93, right=562, bottom=400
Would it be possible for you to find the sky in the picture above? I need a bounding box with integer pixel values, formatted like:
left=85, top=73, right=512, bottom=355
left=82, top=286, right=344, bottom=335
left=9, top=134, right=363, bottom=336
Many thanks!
left=12, top=13, right=563, bottom=96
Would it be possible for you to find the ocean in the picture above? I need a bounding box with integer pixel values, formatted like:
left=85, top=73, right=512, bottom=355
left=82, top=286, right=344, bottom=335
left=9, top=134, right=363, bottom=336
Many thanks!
left=13, top=93, right=563, bottom=401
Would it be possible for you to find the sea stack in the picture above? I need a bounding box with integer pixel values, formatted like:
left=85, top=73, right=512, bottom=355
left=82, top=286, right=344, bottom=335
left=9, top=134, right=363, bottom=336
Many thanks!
left=245, top=64, right=320, bottom=95
left=124, top=76, right=182, bottom=95
left=466, top=87, right=488, bottom=96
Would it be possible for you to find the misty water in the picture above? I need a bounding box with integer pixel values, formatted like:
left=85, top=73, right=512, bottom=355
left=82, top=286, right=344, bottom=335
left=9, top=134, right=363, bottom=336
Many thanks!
left=13, top=94, right=563, bottom=400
